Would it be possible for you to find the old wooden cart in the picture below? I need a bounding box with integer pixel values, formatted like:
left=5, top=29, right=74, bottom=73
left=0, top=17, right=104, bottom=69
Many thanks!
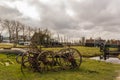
left=16, top=43, right=82, bottom=73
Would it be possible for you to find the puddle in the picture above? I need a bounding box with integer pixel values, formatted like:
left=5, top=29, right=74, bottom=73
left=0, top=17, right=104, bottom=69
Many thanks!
left=90, top=57, right=120, bottom=64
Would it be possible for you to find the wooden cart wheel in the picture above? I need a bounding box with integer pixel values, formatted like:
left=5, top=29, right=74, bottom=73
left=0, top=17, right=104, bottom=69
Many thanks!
left=59, top=48, right=82, bottom=69
left=20, top=51, right=30, bottom=74
left=37, top=51, right=55, bottom=72
left=16, top=53, right=23, bottom=64
left=21, top=51, right=38, bottom=73
left=55, top=49, right=66, bottom=66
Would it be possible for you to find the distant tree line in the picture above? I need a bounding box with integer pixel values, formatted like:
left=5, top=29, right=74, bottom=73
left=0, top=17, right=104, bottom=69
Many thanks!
left=0, top=19, right=48, bottom=46
left=0, top=19, right=36, bottom=41
left=0, top=19, right=63, bottom=47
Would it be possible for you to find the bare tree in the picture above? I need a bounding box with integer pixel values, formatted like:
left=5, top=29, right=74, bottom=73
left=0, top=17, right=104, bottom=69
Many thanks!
left=0, top=20, right=5, bottom=35
left=0, top=19, right=5, bottom=42
left=2, top=19, right=14, bottom=42
left=3, top=19, right=23, bottom=47
left=20, top=24, right=26, bottom=42
left=11, top=20, right=22, bottom=47
left=24, top=26, right=36, bottom=41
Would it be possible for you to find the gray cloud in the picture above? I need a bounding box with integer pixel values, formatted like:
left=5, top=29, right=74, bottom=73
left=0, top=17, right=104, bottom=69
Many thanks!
left=0, top=0, right=120, bottom=39
left=0, top=5, right=22, bottom=20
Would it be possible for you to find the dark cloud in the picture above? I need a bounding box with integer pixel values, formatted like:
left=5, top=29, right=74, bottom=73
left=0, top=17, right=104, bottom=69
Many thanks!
left=0, top=0, right=120, bottom=39
left=0, top=5, right=22, bottom=19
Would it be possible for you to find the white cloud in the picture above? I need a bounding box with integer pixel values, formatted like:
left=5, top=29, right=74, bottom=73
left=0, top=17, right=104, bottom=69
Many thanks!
left=66, top=9, right=76, bottom=17
left=15, top=1, right=40, bottom=21
left=0, top=0, right=40, bottom=21
left=0, top=0, right=120, bottom=40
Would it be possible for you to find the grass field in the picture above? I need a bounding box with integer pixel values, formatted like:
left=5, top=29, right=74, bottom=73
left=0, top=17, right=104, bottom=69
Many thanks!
left=0, top=43, right=28, bottom=48
left=43, top=46, right=101, bottom=57
left=0, top=53, right=120, bottom=80
left=0, top=44, right=120, bottom=80
left=44, top=46, right=117, bottom=57
left=0, top=43, right=118, bottom=57
left=0, top=43, right=102, bottom=57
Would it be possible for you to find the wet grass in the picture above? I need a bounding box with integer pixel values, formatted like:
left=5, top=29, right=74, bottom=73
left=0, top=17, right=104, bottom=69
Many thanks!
left=0, top=43, right=118, bottom=57
left=0, top=43, right=28, bottom=48
left=0, top=54, right=120, bottom=80
left=0, top=43, right=117, bottom=57
left=43, top=46, right=101, bottom=57
left=0, top=43, right=102, bottom=57
left=43, top=46, right=119, bottom=57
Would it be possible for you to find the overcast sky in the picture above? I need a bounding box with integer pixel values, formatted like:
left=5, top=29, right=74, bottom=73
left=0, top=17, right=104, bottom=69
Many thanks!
left=0, top=0, right=120, bottom=40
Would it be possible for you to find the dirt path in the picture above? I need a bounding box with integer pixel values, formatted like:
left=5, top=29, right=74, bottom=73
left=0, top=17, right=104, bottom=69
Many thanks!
left=90, top=57, right=120, bottom=64
left=0, top=48, right=26, bottom=55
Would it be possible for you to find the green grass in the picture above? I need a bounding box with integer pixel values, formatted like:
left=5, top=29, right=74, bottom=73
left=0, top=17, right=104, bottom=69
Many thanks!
left=0, top=43, right=118, bottom=57
left=72, top=46, right=101, bottom=57
left=0, top=54, right=120, bottom=80
left=0, top=44, right=101, bottom=57
left=43, top=46, right=119, bottom=57
left=43, top=46, right=101, bottom=57
left=0, top=43, right=102, bottom=57
left=0, top=43, right=13, bottom=48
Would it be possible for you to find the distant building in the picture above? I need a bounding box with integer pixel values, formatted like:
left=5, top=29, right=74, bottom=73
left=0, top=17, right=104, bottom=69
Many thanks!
left=94, top=38, right=106, bottom=47
left=2, top=37, right=10, bottom=43
left=85, top=37, right=120, bottom=47
left=19, top=41, right=30, bottom=45
left=108, top=40, right=120, bottom=47
left=85, top=37, right=95, bottom=47
left=85, top=37, right=106, bottom=47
